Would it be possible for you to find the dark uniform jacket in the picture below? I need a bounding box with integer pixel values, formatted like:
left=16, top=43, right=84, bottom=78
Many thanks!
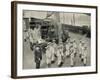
left=34, top=45, right=42, bottom=63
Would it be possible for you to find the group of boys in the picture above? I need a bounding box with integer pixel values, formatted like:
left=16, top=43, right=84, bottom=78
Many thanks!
left=45, top=38, right=88, bottom=68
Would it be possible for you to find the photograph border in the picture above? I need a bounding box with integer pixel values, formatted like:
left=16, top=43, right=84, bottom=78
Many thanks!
left=11, top=1, right=98, bottom=79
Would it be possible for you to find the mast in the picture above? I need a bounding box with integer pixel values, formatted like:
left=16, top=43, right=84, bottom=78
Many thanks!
left=72, top=13, right=75, bottom=26
left=54, top=12, right=62, bottom=43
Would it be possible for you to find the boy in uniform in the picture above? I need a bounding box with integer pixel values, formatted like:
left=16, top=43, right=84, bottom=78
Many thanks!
left=57, top=42, right=64, bottom=67
left=45, top=42, right=52, bottom=67
left=34, top=43, right=42, bottom=69
left=51, top=39, right=57, bottom=63
left=69, top=40, right=76, bottom=67
left=81, top=42, right=87, bottom=66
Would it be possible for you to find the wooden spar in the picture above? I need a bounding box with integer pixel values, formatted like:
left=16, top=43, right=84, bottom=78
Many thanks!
left=54, top=12, right=62, bottom=43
